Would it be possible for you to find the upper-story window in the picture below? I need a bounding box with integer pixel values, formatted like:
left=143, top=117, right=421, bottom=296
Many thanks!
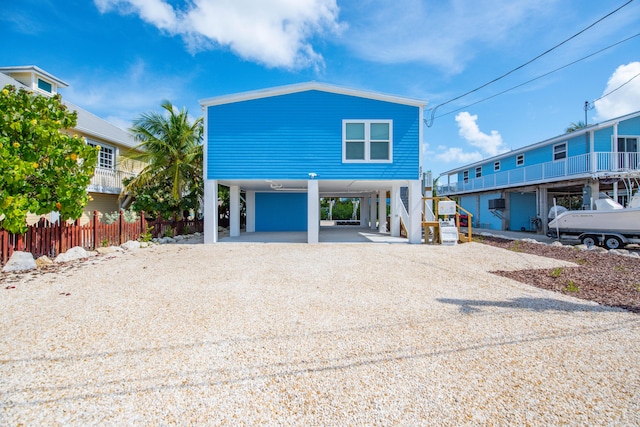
left=618, top=136, right=638, bottom=153
left=463, top=170, right=469, bottom=183
left=87, top=140, right=115, bottom=170
left=475, top=166, right=482, bottom=178
left=516, top=154, right=525, bottom=166
left=494, top=161, right=500, bottom=172
left=343, top=120, right=392, bottom=163
left=37, top=78, right=53, bottom=94
left=553, top=142, right=567, bottom=161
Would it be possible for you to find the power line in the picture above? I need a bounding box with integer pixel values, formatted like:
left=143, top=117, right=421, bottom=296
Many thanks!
left=424, top=0, right=635, bottom=127
left=590, top=71, right=640, bottom=105
left=433, top=32, right=640, bottom=120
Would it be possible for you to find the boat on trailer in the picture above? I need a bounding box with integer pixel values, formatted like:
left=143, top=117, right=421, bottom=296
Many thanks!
left=547, top=189, right=640, bottom=249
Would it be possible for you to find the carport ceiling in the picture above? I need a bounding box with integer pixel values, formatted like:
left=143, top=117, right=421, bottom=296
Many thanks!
left=216, top=179, right=401, bottom=197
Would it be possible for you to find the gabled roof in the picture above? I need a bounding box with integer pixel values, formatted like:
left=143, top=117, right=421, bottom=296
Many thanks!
left=439, top=109, right=640, bottom=176
left=200, top=81, right=427, bottom=108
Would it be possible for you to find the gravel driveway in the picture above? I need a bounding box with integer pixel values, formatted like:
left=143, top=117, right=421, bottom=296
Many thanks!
left=1, top=241, right=639, bottom=425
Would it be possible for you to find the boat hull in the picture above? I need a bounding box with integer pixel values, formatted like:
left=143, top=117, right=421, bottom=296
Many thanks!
left=548, top=208, right=640, bottom=235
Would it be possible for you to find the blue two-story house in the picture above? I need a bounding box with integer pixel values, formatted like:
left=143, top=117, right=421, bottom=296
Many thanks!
left=200, top=82, right=427, bottom=243
left=438, top=110, right=640, bottom=234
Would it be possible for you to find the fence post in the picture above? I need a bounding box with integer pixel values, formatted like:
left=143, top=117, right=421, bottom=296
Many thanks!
left=92, top=211, right=99, bottom=250
left=119, top=210, right=124, bottom=245
left=140, top=211, right=146, bottom=238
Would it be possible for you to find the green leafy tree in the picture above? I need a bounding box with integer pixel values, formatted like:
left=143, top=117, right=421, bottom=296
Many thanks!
left=123, top=176, right=197, bottom=221
left=0, top=85, right=99, bottom=233
left=122, top=101, right=203, bottom=220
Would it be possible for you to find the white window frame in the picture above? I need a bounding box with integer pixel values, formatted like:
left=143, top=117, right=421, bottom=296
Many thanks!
left=37, top=78, right=53, bottom=94
left=553, top=142, right=567, bottom=161
left=87, top=139, right=117, bottom=170
left=463, top=170, right=469, bottom=183
left=475, top=166, right=482, bottom=178
left=494, top=161, right=500, bottom=172
left=516, top=154, right=525, bottom=167
left=342, top=120, right=393, bottom=163
left=617, top=136, right=639, bottom=152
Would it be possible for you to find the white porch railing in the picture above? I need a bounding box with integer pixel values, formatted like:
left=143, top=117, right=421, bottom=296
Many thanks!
left=438, top=152, right=640, bottom=195
left=88, top=167, right=136, bottom=194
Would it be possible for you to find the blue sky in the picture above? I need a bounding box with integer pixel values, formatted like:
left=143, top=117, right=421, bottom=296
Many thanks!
left=2, top=0, right=640, bottom=177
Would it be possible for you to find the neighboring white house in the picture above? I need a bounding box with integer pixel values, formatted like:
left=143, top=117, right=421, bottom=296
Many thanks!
left=0, top=65, right=142, bottom=224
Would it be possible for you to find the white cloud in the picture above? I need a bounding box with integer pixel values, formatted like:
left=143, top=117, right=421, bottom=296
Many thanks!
left=94, top=0, right=343, bottom=69
left=594, top=62, right=640, bottom=121
left=455, top=112, right=506, bottom=157
left=63, top=59, right=194, bottom=131
left=434, top=146, right=483, bottom=164
left=340, top=0, right=557, bottom=72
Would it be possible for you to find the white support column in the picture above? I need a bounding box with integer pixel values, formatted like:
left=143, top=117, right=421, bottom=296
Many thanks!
left=390, top=184, right=401, bottom=237
left=245, top=191, right=255, bottom=233
left=378, top=190, right=387, bottom=233
left=408, top=180, right=422, bottom=244
left=203, top=180, right=218, bottom=243
left=360, top=197, right=368, bottom=227
left=229, top=185, right=240, bottom=237
left=370, top=193, right=377, bottom=230
left=307, top=180, right=319, bottom=243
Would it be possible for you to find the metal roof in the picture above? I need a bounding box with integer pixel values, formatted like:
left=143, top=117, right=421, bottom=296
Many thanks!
left=200, top=81, right=427, bottom=108
left=0, top=65, right=69, bottom=88
left=439, top=109, right=640, bottom=176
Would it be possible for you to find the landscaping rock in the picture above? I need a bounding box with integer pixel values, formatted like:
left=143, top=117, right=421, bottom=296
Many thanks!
left=121, top=240, right=141, bottom=251
left=55, top=246, right=96, bottom=263
left=35, top=255, right=54, bottom=268
left=2, top=251, right=37, bottom=272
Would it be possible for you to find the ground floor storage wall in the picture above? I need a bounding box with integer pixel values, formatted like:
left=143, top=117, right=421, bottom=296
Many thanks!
left=458, top=192, right=503, bottom=230
left=509, top=192, right=537, bottom=232
left=255, top=192, right=308, bottom=232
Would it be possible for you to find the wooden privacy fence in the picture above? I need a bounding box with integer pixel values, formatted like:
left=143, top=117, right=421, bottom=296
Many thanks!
left=1, top=211, right=204, bottom=266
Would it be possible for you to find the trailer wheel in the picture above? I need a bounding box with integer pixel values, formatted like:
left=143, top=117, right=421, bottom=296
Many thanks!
left=581, top=235, right=598, bottom=248
left=604, top=236, right=623, bottom=250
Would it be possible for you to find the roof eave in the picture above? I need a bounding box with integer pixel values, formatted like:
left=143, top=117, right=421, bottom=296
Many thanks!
left=199, top=81, right=427, bottom=108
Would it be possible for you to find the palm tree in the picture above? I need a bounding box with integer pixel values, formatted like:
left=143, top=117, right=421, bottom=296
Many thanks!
left=123, top=101, right=203, bottom=219
left=565, top=121, right=587, bottom=133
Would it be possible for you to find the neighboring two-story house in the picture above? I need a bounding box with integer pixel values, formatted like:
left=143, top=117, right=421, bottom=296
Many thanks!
left=200, top=82, right=427, bottom=243
left=438, top=110, right=640, bottom=234
left=0, top=65, right=141, bottom=225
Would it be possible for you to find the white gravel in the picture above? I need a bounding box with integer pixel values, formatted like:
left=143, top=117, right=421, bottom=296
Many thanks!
left=1, top=240, right=639, bottom=426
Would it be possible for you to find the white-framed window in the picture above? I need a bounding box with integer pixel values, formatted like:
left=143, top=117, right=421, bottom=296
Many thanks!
left=37, top=78, right=52, bottom=93
left=343, top=120, right=392, bottom=163
left=87, top=140, right=116, bottom=170
left=463, top=170, right=469, bottom=183
left=553, top=142, right=567, bottom=161
left=516, top=154, right=524, bottom=166
left=475, top=166, right=482, bottom=178
left=617, top=136, right=639, bottom=153
left=494, top=161, right=500, bottom=172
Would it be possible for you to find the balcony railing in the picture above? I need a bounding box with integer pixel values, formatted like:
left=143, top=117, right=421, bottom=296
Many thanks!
left=438, top=152, right=640, bottom=195
left=88, top=167, right=136, bottom=194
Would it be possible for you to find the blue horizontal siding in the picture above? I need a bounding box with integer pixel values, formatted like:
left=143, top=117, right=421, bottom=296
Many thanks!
left=207, top=90, right=420, bottom=180
left=618, top=116, right=640, bottom=136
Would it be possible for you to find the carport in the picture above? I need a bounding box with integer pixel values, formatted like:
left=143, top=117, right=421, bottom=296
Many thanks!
left=203, top=178, right=424, bottom=244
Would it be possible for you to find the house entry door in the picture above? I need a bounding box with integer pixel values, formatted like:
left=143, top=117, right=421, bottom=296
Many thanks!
left=617, top=137, right=639, bottom=169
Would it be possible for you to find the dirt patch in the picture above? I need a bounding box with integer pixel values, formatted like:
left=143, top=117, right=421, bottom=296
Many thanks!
left=478, top=236, right=640, bottom=313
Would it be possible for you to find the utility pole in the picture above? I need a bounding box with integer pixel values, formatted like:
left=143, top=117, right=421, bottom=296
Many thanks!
left=584, top=101, right=589, bottom=125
